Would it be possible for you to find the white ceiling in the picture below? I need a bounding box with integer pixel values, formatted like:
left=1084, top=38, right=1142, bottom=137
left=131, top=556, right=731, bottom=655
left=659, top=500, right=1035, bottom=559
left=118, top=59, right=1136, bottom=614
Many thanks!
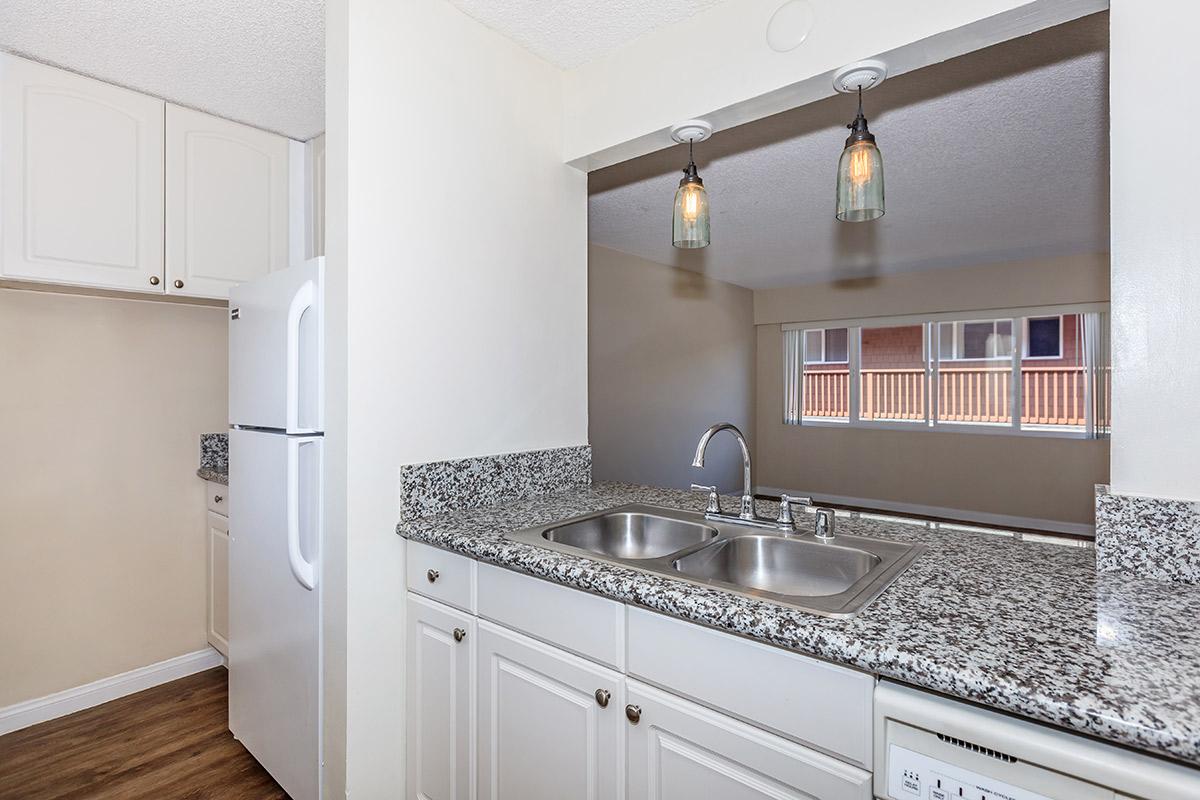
left=446, top=0, right=723, bottom=69
left=0, top=0, right=325, bottom=141
left=588, top=13, right=1110, bottom=290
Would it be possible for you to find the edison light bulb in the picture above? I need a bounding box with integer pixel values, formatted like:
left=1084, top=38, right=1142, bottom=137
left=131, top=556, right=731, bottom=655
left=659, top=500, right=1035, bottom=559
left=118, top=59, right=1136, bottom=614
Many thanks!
left=836, top=138, right=884, bottom=222
left=672, top=173, right=710, bottom=248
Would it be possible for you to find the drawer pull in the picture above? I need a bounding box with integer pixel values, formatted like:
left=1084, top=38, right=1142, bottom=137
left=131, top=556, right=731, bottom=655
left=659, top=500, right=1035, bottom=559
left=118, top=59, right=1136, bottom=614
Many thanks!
left=594, top=689, right=610, bottom=708
left=427, top=569, right=440, bottom=583
left=625, top=704, right=641, bottom=724
left=213, top=495, right=223, bottom=504
left=453, top=628, right=466, bottom=643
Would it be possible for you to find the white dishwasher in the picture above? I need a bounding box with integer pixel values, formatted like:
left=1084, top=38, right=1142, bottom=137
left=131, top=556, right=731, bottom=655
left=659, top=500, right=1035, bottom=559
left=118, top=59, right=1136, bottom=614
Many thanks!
left=874, top=681, right=1200, bottom=800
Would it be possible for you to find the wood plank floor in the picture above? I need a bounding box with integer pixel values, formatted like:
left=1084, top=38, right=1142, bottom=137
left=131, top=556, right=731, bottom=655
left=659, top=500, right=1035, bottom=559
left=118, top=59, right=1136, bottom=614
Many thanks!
left=0, top=667, right=288, bottom=799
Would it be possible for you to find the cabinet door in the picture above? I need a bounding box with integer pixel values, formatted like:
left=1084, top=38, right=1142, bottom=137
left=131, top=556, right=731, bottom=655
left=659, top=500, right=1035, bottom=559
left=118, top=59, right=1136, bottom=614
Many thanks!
left=0, top=54, right=165, bottom=292
left=207, top=510, right=230, bottom=657
left=626, top=680, right=872, bottom=800
left=408, top=594, right=475, bottom=800
left=165, top=103, right=289, bottom=299
left=477, top=620, right=623, bottom=800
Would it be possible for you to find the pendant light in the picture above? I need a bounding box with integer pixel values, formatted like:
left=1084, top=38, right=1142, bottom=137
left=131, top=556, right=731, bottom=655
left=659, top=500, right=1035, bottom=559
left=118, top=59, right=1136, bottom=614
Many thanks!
left=833, top=61, right=887, bottom=223
left=670, top=120, right=713, bottom=249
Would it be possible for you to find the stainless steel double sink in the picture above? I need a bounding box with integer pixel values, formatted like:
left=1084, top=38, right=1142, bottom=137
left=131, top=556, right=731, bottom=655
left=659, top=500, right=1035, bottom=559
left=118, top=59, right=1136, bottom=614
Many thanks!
left=506, top=504, right=925, bottom=618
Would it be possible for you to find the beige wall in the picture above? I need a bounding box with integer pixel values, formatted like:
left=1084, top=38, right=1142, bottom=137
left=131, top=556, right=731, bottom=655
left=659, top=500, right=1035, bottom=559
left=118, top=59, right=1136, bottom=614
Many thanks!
left=754, top=252, right=1110, bottom=325
left=0, top=288, right=227, bottom=706
left=754, top=254, right=1111, bottom=528
left=589, top=245, right=755, bottom=491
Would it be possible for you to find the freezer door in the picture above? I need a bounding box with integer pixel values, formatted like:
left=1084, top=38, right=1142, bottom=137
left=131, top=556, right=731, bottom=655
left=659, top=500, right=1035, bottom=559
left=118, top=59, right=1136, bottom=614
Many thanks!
left=229, top=257, right=324, bottom=432
left=228, top=429, right=321, bottom=800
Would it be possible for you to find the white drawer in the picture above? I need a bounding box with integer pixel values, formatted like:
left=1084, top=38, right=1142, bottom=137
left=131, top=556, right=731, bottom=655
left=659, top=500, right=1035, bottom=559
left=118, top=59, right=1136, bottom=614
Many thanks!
left=407, top=539, right=477, bottom=613
left=476, top=562, right=625, bottom=670
left=627, top=606, right=875, bottom=768
left=206, top=481, right=230, bottom=516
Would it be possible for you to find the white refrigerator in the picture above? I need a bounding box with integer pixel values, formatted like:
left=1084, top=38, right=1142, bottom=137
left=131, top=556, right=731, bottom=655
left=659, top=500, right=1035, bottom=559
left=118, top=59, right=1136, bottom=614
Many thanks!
left=227, top=257, right=324, bottom=800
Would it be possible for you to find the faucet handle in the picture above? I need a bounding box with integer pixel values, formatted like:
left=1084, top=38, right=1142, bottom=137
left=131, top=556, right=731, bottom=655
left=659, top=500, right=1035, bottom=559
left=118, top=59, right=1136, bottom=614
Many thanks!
left=776, top=494, right=812, bottom=528
left=690, top=483, right=721, bottom=514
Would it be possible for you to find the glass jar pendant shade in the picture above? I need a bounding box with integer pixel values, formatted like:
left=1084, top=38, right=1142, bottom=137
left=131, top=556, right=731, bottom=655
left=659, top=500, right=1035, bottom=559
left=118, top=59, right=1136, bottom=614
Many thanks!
left=836, top=87, right=884, bottom=222
left=672, top=139, right=710, bottom=249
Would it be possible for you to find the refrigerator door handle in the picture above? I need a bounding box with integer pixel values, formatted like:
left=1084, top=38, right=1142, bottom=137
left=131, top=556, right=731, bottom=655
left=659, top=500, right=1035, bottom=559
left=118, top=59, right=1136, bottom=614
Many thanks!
left=287, top=437, right=317, bottom=591
left=285, top=279, right=316, bottom=433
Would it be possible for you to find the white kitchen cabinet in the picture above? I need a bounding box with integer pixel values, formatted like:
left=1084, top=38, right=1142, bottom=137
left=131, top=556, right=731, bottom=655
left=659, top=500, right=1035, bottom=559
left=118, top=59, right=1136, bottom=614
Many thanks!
left=166, top=104, right=290, bottom=299
left=0, top=54, right=165, bottom=292
left=476, top=619, right=624, bottom=800
left=626, top=679, right=872, bottom=800
left=207, top=508, right=230, bottom=657
left=408, top=594, right=475, bottom=800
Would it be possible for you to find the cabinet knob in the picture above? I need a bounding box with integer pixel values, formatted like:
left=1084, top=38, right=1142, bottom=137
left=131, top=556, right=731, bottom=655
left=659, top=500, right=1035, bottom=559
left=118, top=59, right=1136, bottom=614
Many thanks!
left=174, top=279, right=185, bottom=289
left=625, top=704, right=641, bottom=724
left=426, top=569, right=439, bottom=583
left=453, top=628, right=466, bottom=642
left=213, top=495, right=223, bottom=504
left=149, top=275, right=161, bottom=286
left=594, top=689, right=610, bottom=708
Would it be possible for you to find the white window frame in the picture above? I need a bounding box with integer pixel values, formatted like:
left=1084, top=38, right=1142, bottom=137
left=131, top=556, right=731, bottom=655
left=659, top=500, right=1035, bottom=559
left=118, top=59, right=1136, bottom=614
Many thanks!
left=938, top=319, right=1014, bottom=362
left=1022, top=314, right=1065, bottom=360
left=803, top=327, right=850, bottom=365
left=783, top=303, right=1109, bottom=439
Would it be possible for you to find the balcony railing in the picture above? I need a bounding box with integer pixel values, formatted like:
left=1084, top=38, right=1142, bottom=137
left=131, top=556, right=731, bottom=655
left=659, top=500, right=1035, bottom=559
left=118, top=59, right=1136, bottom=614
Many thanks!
left=802, top=366, right=1090, bottom=427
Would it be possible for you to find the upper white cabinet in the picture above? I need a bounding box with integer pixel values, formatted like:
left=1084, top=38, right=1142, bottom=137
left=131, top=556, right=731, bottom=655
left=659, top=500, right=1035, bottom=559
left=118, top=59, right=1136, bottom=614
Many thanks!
left=0, top=54, right=165, bottom=292
left=166, top=104, right=289, bottom=299
left=1, top=54, right=302, bottom=300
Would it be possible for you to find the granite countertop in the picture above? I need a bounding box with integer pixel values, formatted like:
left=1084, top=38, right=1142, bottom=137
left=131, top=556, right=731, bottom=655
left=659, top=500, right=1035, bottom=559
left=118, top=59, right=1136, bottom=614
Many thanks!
left=397, top=481, right=1200, bottom=766
left=196, top=466, right=228, bottom=485
left=198, top=432, right=228, bottom=484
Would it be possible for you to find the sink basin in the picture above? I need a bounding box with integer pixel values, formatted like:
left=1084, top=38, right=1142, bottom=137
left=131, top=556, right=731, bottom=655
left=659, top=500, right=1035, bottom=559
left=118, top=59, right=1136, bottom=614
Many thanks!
left=543, top=512, right=717, bottom=560
left=506, top=503, right=925, bottom=617
left=672, top=535, right=879, bottom=597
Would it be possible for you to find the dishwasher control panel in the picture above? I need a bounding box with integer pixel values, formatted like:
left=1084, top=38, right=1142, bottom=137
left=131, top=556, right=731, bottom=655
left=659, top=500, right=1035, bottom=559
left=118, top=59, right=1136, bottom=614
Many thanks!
left=887, top=744, right=1051, bottom=800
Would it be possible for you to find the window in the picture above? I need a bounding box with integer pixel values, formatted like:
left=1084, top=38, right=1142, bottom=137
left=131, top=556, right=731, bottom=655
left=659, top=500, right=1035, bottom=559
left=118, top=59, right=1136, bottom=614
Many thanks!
left=785, top=328, right=849, bottom=422
left=783, top=305, right=1111, bottom=438
left=938, top=320, right=1012, bottom=361
left=803, top=327, right=848, bottom=364
left=1024, top=316, right=1062, bottom=359
left=861, top=324, right=926, bottom=423
left=937, top=318, right=1013, bottom=427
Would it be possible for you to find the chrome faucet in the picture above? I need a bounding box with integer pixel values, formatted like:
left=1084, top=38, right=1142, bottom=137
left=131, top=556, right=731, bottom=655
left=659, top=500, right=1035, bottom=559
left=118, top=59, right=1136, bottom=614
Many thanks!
left=690, top=423, right=812, bottom=531
left=692, top=423, right=756, bottom=519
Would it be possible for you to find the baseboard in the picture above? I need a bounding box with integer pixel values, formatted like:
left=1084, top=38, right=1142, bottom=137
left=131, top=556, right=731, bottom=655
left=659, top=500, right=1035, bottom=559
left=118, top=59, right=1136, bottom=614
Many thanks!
left=757, top=485, right=1095, bottom=538
left=0, top=647, right=226, bottom=736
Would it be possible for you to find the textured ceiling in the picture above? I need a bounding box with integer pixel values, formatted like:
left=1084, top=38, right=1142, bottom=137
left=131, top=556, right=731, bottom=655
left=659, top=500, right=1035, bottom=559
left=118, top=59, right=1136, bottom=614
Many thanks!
left=0, top=0, right=324, bottom=140
left=446, top=0, right=723, bottom=68
left=589, top=13, right=1110, bottom=290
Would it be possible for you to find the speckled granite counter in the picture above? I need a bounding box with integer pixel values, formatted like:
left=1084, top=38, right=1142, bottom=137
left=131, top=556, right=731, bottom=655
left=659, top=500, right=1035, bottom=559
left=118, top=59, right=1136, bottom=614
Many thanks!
left=197, top=432, right=228, bottom=484
left=398, top=481, right=1200, bottom=766
left=197, top=466, right=228, bottom=485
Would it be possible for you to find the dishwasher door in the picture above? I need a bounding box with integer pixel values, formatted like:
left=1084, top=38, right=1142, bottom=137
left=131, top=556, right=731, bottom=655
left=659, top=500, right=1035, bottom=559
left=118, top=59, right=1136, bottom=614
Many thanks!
left=873, top=681, right=1200, bottom=800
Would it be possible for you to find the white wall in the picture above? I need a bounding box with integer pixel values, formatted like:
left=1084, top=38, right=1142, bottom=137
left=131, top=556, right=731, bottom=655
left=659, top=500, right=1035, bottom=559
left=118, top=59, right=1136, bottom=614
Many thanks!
left=563, top=0, right=1107, bottom=169
left=589, top=245, right=755, bottom=491
left=1109, top=0, right=1200, bottom=502
left=325, top=0, right=588, bottom=795
left=0, top=288, right=227, bottom=707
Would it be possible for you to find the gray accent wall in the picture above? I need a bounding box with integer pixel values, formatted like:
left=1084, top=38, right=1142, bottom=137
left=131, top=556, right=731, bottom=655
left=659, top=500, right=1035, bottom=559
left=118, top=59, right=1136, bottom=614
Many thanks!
left=588, top=244, right=756, bottom=492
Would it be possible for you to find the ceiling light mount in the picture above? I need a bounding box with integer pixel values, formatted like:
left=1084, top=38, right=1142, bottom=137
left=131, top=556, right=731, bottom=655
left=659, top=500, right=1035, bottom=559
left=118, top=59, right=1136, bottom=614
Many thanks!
left=832, top=60, right=888, bottom=94
left=670, top=120, right=713, bottom=144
